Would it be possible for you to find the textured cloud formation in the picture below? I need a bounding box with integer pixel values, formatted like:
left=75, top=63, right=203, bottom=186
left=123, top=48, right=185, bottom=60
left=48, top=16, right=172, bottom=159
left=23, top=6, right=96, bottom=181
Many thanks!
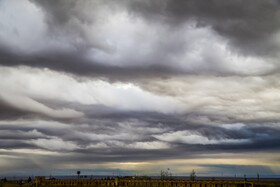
left=1, top=0, right=280, bottom=176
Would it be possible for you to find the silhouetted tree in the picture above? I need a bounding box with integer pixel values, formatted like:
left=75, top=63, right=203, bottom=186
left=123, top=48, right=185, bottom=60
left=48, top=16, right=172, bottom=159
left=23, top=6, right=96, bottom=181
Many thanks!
left=160, top=170, right=165, bottom=180
left=257, top=173, right=260, bottom=181
left=190, top=170, right=196, bottom=181
left=27, top=177, right=32, bottom=183
left=160, top=168, right=172, bottom=180
left=244, top=174, right=247, bottom=181
left=77, top=171, right=81, bottom=179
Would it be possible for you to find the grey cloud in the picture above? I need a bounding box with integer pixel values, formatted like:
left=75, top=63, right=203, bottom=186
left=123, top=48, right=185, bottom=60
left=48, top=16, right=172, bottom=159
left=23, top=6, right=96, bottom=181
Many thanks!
left=1, top=77, right=280, bottom=154
left=0, top=99, right=61, bottom=121
left=0, top=48, right=183, bottom=81
left=1, top=111, right=280, bottom=175
left=1, top=0, right=280, bottom=175
left=0, top=0, right=278, bottom=79
left=1, top=107, right=280, bottom=155
left=0, top=100, right=34, bottom=120
left=0, top=157, right=43, bottom=175
left=0, top=140, right=36, bottom=149
left=33, top=0, right=280, bottom=57
left=0, top=129, right=45, bottom=140
left=128, top=0, right=280, bottom=56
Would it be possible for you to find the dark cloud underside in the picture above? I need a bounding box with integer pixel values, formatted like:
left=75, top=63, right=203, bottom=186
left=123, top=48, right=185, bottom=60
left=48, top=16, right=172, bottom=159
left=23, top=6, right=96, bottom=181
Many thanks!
left=0, top=0, right=280, bottom=176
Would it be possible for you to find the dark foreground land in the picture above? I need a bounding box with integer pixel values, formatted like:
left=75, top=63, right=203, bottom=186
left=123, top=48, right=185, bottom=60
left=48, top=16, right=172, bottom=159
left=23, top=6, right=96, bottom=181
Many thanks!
left=1, top=177, right=280, bottom=187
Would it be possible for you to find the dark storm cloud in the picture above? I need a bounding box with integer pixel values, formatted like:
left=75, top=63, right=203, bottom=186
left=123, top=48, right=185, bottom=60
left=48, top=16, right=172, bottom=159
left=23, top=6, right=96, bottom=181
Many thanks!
left=0, top=130, right=45, bottom=140
left=0, top=0, right=279, bottom=79
left=33, top=0, right=280, bottom=45
left=128, top=0, right=280, bottom=56
left=1, top=103, right=280, bottom=160
left=0, top=47, right=183, bottom=81
left=0, top=140, right=36, bottom=149
left=0, top=100, right=32, bottom=120
left=1, top=108, right=280, bottom=175
left=1, top=0, right=280, bottom=175
left=0, top=98, right=56, bottom=121
left=31, top=0, right=280, bottom=58
left=1, top=85, right=280, bottom=157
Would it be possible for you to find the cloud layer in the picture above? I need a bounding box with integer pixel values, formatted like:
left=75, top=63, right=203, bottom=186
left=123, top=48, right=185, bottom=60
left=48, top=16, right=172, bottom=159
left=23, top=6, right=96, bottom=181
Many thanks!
left=0, top=0, right=280, bottom=176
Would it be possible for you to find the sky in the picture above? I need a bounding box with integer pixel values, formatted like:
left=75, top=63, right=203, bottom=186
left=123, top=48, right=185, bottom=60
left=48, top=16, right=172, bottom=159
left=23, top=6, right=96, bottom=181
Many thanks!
left=0, top=0, right=280, bottom=177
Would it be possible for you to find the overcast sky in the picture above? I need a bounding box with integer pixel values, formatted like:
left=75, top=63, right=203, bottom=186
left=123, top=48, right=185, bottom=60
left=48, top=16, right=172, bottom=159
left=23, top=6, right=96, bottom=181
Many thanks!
left=1, top=0, right=280, bottom=177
